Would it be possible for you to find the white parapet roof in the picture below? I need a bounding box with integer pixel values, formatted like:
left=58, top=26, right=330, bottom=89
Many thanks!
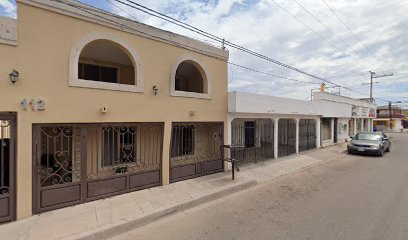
left=228, top=91, right=354, bottom=118
left=313, top=91, right=377, bottom=109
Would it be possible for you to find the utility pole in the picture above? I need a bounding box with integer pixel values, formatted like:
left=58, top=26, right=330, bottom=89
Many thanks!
left=389, top=101, right=392, bottom=130
left=388, top=101, right=403, bottom=130
left=369, top=71, right=393, bottom=103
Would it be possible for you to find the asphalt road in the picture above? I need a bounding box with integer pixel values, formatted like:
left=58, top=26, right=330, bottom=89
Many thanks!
left=112, top=133, right=408, bottom=240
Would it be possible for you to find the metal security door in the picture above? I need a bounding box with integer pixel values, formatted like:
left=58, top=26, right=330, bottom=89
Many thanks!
left=170, top=122, right=224, bottom=183
left=33, top=123, right=163, bottom=214
left=299, top=119, right=316, bottom=151
left=33, top=125, right=85, bottom=213
left=278, top=119, right=296, bottom=157
left=0, top=113, right=16, bottom=223
left=244, top=122, right=255, bottom=148
left=231, top=121, right=274, bottom=165
left=307, top=120, right=316, bottom=149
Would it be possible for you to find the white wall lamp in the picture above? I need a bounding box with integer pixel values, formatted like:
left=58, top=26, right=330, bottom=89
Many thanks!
left=9, top=69, right=19, bottom=84
left=152, top=85, right=158, bottom=95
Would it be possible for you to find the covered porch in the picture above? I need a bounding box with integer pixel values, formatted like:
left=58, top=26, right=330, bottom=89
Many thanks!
left=228, top=115, right=320, bottom=165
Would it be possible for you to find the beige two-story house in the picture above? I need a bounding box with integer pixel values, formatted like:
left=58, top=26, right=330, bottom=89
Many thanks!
left=0, top=0, right=228, bottom=223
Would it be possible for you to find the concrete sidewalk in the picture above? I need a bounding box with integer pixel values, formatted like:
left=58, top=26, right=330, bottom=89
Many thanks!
left=0, top=143, right=346, bottom=240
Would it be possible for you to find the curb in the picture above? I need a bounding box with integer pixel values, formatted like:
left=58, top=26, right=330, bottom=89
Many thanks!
left=68, top=180, right=258, bottom=240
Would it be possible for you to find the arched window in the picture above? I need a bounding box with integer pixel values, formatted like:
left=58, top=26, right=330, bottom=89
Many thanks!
left=78, top=40, right=135, bottom=85
left=170, top=56, right=210, bottom=99
left=175, top=61, right=205, bottom=93
left=69, top=33, right=143, bottom=93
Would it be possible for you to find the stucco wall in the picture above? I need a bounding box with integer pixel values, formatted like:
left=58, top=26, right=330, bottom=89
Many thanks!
left=337, top=118, right=349, bottom=142
left=229, top=91, right=351, bottom=118
left=0, top=2, right=228, bottom=220
left=313, top=92, right=376, bottom=109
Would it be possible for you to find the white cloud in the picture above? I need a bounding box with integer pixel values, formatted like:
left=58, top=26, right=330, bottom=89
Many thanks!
left=0, top=0, right=16, bottom=18
left=3, top=0, right=406, bottom=105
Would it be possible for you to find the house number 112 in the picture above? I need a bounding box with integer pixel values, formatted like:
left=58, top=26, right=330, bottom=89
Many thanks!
left=21, top=98, right=45, bottom=111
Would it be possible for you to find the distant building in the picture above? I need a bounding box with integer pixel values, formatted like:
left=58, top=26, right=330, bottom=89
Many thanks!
left=374, top=106, right=407, bottom=131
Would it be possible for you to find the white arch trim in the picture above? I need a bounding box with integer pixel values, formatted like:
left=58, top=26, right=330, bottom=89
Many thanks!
left=69, top=32, right=144, bottom=93
left=170, top=55, right=211, bottom=99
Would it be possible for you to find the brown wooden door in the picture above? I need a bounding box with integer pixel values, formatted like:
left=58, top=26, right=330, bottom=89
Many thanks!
left=0, top=113, right=16, bottom=224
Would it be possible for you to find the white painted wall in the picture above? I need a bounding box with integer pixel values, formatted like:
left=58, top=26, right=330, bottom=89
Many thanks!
left=228, top=91, right=377, bottom=150
left=337, top=118, right=349, bottom=142
left=229, top=91, right=351, bottom=118
left=313, top=92, right=376, bottom=109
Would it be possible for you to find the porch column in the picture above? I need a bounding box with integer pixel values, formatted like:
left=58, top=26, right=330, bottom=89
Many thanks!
left=368, top=119, right=372, bottom=132
left=364, top=118, right=370, bottom=132
left=354, top=118, right=357, bottom=135
left=360, top=119, right=364, bottom=132
left=331, top=118, right=335, bottom=143
left=225, top=115, right=234, bottom=171
left=295, top=118, right=300, bottom=154
left=316, top=118, right=321, bottom=148
left=226, top=115, right=233, bottom=146
left=365, top=119, right=368, bottom=132
left=273, top=118, right=279, bottom=159
left=346, top=120, right=350, bottom=136
left=161, top=121, right=172, bottom=185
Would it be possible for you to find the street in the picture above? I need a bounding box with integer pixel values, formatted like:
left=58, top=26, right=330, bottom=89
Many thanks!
left=112, top=133, right=408, bottom=240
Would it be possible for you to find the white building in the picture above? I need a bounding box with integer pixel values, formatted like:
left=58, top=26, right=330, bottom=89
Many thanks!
left=313, top=92, right=377, bottom=146
left=227, top=91, right=377, bottom=164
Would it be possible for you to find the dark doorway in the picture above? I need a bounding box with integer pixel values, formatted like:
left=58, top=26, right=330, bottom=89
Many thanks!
left=299, top=119, right=316, bottom=151
left=278, top=119, right=296, bottom=157
left=334, top=118, right=338, bottom=143
left=244, top=121, right=255, bottom=148
left=231, top=120, right=274, bottom=165
left=0, top=113, right=16, bottom=224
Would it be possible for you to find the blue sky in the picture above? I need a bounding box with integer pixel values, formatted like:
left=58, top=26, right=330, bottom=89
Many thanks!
left=1, top=0, right=407, bottom=106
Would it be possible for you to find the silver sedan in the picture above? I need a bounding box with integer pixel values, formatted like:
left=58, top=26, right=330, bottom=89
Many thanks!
left=347, top=132, right=391, bottom=156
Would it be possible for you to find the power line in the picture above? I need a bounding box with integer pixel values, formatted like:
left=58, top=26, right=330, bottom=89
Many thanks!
left=54, top=0, right=320, bottom=87
left=105, top=0, right=139, bottom=21
left=56, top=0, right=394, bottom=102
left=269, top=0, right=341, bottom=53
left=111, top=0, right=330, bottom=81
left=320, top=0, right=381, bottom=64
left=104, top=0, right=392, bottom=101
left=227, top=62, right=321, bottom=85
left=292, top=0, right=375, bottom=70
left=111, top=0, right=373, bottom=91
left=107, top=0, right=221, bottom=48
left=105, top=1, right=321, bottom=85
left=369, top=71, right=394, bottom=103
